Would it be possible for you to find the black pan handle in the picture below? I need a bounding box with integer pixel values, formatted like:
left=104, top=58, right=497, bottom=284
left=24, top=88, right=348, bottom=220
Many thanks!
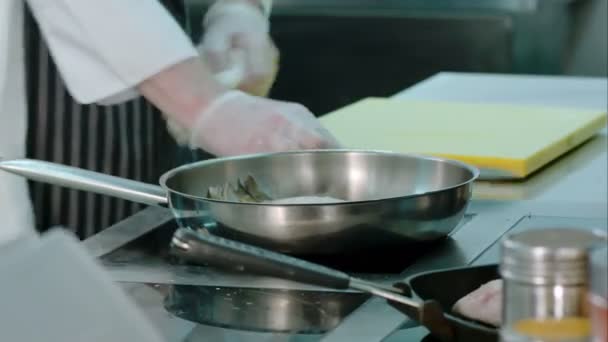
left=169, top=228, right=351, bottom=289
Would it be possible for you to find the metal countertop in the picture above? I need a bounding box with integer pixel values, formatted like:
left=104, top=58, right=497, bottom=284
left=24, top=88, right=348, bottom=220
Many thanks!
left=83, top=72, right=608, bottom=341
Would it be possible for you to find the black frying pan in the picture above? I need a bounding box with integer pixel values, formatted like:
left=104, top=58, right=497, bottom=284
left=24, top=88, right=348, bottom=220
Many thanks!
left=404, top=264, right=500, bottom=341
left=168, top=227, right=501, bottom=342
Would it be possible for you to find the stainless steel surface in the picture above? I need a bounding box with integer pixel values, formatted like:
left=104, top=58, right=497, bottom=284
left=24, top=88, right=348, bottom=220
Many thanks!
left=98, top=216, right=431, bottom=335
left=169, top=227, right=352, bottom=290
left=170, top=224, right=453, bottom=339
left=385, top=74, right=608, bottom=342
left=89, top=210, right=605, bottom=341
left=348, top=279, right=417, bottom=309
left=0, top=159, right=167, bottom=206
left=97, top=216, right=468, bottom=290
left=500, top=228, right=606, bottom=284
left=169, top=227, right=422, bottom=308
left=94, top=202, right=606, bottom=342
left=83, top=207, right=173, bottom=258
left=324, top=205, right=608, bottom=342
left=166, top=227, right=438, bottom=334
left=162, top=149, right=478, bottom=254
left=79, top=74, right=607, bottom=342
left=500, top=228, right=606, bottom=325
left=2, top=150, right=478, bottom=255
left=170, top=226, right=429, bottom=310
left=164, top=285, right=369, bottom=334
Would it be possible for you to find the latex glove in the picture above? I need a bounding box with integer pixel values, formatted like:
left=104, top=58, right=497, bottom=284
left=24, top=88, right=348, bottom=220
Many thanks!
left=199, top=1, right=279, bottom=97
left=183, top=90, right=340, bottom=156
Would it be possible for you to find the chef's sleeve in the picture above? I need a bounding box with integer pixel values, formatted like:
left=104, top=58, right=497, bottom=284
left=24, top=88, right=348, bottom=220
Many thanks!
left=24, top=0, right=199, bottom=105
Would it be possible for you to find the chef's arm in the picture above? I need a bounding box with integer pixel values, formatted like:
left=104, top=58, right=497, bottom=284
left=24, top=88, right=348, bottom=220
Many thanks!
left=137, top=57, right=226, bottom=129
left=25, top=0, right=340, bottom=156
left=24, top=0, right=225, bottom=127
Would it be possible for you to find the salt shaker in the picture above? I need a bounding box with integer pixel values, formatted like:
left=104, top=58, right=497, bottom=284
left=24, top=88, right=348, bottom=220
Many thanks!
left=588, top=245, right=607, bottom=342
left=499, top=227, right=607, bottom=342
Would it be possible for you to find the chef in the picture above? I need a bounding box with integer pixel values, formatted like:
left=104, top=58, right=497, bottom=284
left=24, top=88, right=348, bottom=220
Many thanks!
left=0, top=0, right=340, bottom=246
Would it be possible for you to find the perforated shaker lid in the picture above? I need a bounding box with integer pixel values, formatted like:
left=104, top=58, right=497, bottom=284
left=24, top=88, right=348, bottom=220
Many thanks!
left=500, top=227, right=607, bottom=285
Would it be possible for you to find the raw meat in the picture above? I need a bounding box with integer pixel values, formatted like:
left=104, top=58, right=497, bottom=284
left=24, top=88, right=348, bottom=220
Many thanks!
left=452, top=279, right=503, bottom=327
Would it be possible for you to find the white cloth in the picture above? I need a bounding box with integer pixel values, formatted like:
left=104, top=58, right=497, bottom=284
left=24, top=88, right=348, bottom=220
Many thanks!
left=25, top=0, right=198, bottom=104
left=0, top=0, right=198, bottom=246
left=0, top=0, right=35, bottom=246
left=0, top=228, right=166, bottom=342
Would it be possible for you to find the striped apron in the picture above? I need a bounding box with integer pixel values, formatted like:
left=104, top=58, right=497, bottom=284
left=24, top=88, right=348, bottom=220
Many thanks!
left=23, top=1, right=211, bottom=239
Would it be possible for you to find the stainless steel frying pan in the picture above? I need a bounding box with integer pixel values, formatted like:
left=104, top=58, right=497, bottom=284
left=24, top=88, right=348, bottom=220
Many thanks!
left=0, top=149, right=478, bottom=254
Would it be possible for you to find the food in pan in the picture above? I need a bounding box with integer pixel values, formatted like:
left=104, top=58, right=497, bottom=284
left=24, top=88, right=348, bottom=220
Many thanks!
left=207, top=175, right=273, bottom=203
left=206, top=174, right=345, bottom=204
left=452, top=279, right=502, bottom=327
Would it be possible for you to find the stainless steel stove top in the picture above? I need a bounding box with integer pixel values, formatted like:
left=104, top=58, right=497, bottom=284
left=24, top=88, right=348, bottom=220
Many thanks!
left=95, top=209, right=473, bottom=334
left=83, top=201, right=607, bottom=342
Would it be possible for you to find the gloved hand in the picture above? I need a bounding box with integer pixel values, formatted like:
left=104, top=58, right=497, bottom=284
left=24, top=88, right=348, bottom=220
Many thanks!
left=169, top=90, right=341, bottom=156
left=198, top=0, right=279, bottom=97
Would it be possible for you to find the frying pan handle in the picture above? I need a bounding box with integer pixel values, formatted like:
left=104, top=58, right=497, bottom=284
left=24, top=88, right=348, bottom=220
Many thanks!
left=387, top=299, right=455, bottom=341
left=169, top=228, right=352, bottom=289
left=0, top=159, right=167, bottom=206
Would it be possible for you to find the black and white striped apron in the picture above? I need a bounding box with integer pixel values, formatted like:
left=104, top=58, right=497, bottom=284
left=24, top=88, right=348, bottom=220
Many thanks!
left=23, top=1, right=210, bottom=239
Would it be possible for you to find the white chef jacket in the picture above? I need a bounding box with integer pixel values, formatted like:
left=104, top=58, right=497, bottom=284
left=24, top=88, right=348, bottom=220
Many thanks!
left=0, top=0, right=199, bottom=246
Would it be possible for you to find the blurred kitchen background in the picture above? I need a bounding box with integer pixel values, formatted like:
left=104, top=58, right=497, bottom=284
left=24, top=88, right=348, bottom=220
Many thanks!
left=185, top=0, right=607, bottom=115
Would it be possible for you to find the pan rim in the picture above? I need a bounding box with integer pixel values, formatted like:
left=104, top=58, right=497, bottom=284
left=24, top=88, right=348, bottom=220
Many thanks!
left=158, top=149, right=480, bottom=206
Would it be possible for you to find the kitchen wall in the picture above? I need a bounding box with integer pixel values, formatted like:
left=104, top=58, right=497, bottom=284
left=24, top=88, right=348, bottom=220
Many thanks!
left=268, top=13, right=513, bottom=115
left=565, top=0, right=608, bottom=77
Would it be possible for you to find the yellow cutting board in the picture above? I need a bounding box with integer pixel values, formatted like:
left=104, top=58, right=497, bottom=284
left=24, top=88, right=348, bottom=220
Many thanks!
left=320, top=98, right=607, bottom=179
